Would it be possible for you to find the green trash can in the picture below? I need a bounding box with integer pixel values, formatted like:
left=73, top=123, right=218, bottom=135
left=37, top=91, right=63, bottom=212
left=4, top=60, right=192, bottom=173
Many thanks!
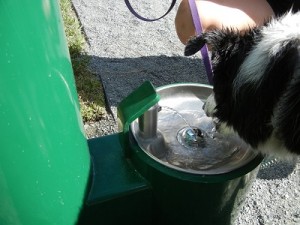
left=0, top=1, right=90, bottom=224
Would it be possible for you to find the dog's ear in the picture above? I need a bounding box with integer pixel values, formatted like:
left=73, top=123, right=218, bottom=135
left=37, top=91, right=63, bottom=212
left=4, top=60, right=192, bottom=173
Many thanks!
left=184, top=28, right=248, bottom=57
left=184, top=35, right=206, bottom=56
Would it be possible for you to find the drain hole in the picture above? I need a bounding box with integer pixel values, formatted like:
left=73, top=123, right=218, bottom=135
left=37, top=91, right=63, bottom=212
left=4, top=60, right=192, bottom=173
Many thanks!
left=177, top=127, right=205, bottom=149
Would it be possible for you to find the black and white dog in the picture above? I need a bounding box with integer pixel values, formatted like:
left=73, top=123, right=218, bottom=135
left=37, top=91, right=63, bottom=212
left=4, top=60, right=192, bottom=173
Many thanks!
left=185, top=11, right=300, bottom=158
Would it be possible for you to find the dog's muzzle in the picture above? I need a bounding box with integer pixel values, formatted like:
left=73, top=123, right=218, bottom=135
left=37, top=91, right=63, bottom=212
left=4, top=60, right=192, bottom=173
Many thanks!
left=203, top=93, right=216, bottom=117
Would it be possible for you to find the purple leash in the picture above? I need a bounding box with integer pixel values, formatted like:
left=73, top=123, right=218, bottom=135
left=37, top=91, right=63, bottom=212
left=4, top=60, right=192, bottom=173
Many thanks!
left=125, top=0, right=213, bottom=84
left=124, top=0, right=177, bottom=22
left=188, top=0, right=213, bottom=84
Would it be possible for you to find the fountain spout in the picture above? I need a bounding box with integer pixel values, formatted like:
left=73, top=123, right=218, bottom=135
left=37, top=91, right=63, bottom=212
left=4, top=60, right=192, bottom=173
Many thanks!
left=117, top=81, right=160, bottom=156
left=138, top=104, right=161, bottom=139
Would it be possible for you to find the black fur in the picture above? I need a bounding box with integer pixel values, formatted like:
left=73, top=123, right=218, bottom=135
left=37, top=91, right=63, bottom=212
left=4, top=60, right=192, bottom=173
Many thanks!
left=185, top=13, right=300, bottom=156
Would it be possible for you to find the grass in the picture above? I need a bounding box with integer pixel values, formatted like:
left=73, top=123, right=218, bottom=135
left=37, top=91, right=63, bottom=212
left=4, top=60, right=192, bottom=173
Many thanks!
left=60, top=0, right=106, bottom=123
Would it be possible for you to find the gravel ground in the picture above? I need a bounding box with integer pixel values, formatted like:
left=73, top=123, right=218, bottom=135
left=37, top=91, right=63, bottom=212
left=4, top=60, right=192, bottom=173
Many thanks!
left=72, top=0, right=300, bottom=224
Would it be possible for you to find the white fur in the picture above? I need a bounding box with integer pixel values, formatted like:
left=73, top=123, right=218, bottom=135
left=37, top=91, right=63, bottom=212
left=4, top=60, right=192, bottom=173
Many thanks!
left=256, top=131, right=296, bottom=160
left=203, top=94, right=216, bottom=117
left=233, top=11, right=300, bottom=98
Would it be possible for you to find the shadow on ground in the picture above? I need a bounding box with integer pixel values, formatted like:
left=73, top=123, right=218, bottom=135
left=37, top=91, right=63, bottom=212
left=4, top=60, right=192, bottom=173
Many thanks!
left=257, top=157, right=298, bottom=180
left=88, top=55, right=209, bottom=108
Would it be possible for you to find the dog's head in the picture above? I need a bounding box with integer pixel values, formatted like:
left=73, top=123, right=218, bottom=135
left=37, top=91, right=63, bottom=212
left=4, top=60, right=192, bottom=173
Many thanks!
left=185, top=12, right=300, bottom=156
left=185, top=27, right=260, bottom=120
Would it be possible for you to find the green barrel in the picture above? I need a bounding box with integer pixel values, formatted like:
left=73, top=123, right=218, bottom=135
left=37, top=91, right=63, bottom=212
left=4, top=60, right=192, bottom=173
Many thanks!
left=0, top=1, right=90, bottom=224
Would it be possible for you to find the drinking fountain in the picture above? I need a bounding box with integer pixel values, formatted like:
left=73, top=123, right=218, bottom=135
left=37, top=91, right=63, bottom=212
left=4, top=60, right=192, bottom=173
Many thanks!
left=79, top=81, right=263, bottom=225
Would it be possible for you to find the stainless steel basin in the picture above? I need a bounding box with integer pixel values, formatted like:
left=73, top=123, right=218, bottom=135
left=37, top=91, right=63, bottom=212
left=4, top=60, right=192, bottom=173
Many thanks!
left=130, top=83, right=258, bottom=175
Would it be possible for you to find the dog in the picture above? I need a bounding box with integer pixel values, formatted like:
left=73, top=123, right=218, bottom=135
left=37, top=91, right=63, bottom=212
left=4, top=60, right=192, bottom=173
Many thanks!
left=184, top=11, right=300, bottom=158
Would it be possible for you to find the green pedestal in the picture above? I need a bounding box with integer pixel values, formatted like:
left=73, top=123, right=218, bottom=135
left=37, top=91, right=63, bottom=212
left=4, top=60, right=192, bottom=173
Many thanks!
left=0, top=1, right=90, bottom=224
